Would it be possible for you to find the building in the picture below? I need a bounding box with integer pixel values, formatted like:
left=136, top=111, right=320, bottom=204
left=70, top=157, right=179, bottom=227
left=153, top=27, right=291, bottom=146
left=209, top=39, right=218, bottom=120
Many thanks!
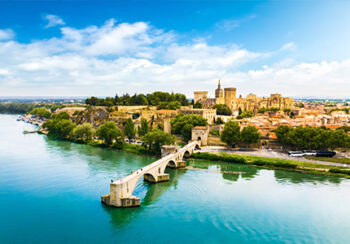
left=178, top=108, right=216, bottom=124
left=194, top=80, right=294, bottom=113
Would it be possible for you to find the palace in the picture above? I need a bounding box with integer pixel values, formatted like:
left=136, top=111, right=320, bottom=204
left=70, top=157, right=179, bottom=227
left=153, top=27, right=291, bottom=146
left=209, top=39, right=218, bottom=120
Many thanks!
left=194, top=80, right=294, bottom=114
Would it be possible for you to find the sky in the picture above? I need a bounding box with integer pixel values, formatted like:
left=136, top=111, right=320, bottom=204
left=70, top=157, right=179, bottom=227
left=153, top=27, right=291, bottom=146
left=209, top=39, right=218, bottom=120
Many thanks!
left=0, top=0, right=350, bottom=98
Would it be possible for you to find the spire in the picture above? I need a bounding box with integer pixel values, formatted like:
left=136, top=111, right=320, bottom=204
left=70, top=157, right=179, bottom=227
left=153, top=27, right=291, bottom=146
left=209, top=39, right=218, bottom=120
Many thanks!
left=218, top=79, right=221, bottom=89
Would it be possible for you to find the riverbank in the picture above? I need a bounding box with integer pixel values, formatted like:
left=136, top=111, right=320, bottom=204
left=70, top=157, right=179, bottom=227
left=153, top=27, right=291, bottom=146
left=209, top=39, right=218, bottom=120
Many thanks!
left=190, top=152, right=350, bottom=179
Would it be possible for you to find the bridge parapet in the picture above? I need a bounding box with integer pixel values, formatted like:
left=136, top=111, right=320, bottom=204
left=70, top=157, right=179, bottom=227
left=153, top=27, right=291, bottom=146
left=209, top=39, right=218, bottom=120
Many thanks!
left=101, top=140, right=201, bottom=207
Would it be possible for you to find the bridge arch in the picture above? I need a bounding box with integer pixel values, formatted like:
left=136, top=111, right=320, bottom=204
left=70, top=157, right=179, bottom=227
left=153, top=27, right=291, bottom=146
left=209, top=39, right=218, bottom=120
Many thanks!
left=143, top=172, right=157, bottom=183
left=167, top=160, right=176, bottom=168
left=183, top=150, right=191, bottom=158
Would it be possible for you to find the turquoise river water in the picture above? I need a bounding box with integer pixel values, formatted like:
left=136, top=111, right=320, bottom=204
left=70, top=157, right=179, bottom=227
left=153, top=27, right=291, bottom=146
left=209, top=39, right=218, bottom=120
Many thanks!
left=1, top=114, right=350, bottom=244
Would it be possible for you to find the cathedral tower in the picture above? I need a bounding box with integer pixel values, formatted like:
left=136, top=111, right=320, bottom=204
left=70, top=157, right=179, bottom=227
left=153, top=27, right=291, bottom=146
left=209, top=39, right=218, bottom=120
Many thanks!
left=215, top=80, right=224, bottom=104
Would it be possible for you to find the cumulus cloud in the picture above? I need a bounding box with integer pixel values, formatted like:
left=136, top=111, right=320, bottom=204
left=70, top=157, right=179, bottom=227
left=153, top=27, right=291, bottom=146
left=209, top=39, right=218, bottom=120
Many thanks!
left=0, top=29, right=14, bottom=41
left=44, top=14, right=65, bottom=28
left=0, top=18, right=349, bottom=98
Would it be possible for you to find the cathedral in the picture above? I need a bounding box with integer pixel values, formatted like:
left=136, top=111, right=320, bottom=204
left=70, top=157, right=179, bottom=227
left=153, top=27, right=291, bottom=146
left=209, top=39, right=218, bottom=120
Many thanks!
left=194, top=80, right=294, bottom=113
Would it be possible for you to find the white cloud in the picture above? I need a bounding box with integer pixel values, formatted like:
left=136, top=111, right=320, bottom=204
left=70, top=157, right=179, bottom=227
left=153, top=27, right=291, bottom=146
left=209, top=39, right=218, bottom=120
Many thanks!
left=0, top=18, right=349, bottom=98
left=216, top=15, right=256, bottom=32
left=0, top=29, right=14, bottom=41
left=44, top=14, right=65, bottom=28
left=281, top=42, right=296, bottom=51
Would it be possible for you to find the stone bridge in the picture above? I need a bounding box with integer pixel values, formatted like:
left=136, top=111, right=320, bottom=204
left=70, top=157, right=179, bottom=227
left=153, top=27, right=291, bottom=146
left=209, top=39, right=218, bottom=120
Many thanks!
left=101, top=140, right=201, bottom=207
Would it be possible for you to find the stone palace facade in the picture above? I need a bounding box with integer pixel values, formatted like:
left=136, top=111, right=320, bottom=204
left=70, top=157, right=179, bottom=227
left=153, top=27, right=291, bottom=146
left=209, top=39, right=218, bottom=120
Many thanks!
left=194, top=80, right=294, bottom=113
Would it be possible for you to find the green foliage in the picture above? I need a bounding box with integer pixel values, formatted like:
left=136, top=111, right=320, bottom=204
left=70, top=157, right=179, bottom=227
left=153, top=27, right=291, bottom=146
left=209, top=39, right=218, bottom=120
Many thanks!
left=257, top=107, right=280, bottom=113
left=209, top=129, right=220, bottom=136
left=124, top=118, right=136, bottom=140
left=295, top=103, right=305, bottom=108
left=214, top=117, right=224, bottom=125
left=191, top=152, right=297, bottom=169
left=220, top=120, right=240, bottom=147
left=0, top=102, right=37, bottom=114
left=166, top=101, right=181, bottom=110
left=193, top=102, right=203, bottom=108
left=273, top=125, right=350, bottom=150
left=138, top=118, right=149, bottom=137
left=181, top=124, right=194, bottom=142
left=72, top=123, right=94, bottom=141
left=141, top=129, right=176, bottom=155
left=43, top=118, right=76, bottom=138
left=96, top=121, right=124, bottom=145
left=213, top=104, right=232, bottom=115
left=86, top=91, right=189, bottom=107
left=170, top=113, right=207, bottom=135
left=51, top=112, right=70, bottom=120
left=236, top=110, right=253, bottom=119
left=30, top=107, right=51, bottom=118
left=328, top=108, right=350, bottom=115
left=241, top=125, right=260, bottom=146
left=337, top=126, right=350, bottom=132
left=283, top=108, right=292, bottom=113
left=329, top=168, right=350, bottom=176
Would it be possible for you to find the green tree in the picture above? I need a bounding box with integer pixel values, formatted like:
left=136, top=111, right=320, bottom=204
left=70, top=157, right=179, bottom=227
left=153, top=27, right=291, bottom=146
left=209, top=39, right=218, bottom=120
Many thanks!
left=273, top=125, right=293, bottom=147
left=166, top=101, right=181, bottom=110
left=213, top=104, right=232, bottom=115
left=236, top=110, right=253, bottom=119
left=220, top=120, right=241, bottom=147
left=181, top=124, right=194, bottom=142
left=124, top=118, right=136, bottom=140
left=193, top=102, right=203, bottom=108
left=241, top=125, right=260, bottom=147
left=72, top=123, right=94, bottom=141
left=214, top=117, right=224, bottom=125
left=170, top=114, right=207, bottom=134
left=96, top=121, right=124, bottom=145
left=138, top=118, right=149, bottom=137
left=51, top=111, right=70, bottom=120
left=30, top=107, right=51, bottom=118
left=43, top=118, right=76, bottom=138
left=141, top=129, right=176, bottom=154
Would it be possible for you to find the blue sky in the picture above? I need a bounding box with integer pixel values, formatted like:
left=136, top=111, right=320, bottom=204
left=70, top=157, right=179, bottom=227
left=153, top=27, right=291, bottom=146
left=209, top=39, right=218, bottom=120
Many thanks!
left=0, top=0, right=350, bottom=98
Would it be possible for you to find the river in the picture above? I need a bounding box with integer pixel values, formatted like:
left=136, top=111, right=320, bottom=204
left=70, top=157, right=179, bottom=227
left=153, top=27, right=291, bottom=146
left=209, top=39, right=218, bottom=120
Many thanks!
left=1, top=114, right=350, bottom=243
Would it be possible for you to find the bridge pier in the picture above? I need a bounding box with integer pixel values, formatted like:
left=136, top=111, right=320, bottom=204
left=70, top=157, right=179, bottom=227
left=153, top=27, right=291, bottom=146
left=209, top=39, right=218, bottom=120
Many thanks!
left=167, top=161, right=187, bottom=168
left=101, top=141, right=201, bottom=208
left=144, top=173, right=169, bottom=183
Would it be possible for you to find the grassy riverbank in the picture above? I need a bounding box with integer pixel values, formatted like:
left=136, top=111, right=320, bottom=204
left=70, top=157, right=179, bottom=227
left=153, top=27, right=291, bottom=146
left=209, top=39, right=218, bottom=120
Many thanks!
left=190, top=152, right=350, bottom=178
left=305, top=156, right=350, bottom=165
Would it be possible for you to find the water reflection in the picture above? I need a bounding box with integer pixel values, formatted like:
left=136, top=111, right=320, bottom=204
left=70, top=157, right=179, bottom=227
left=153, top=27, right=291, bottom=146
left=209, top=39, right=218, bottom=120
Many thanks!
left=187, top=160, right=260, bottom=182
left=102, top=168, right=187, bottom=228
left=274, top=170, right=342, bottom=185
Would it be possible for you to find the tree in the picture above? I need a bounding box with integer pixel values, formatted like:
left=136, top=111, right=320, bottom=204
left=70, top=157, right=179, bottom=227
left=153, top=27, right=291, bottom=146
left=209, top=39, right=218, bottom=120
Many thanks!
left=273, top=125, right=293, bottom=147
left=72, top=123, right=94, bottom=141
left=51, top=111, right=70, bottom=120
left=241, top=125, right=260, bottom=147
left=220, top=120, right=241, bottom=147
left=170, top=114, right=207, bottom=134
left=30, top=107, right=51, bottom=118
left=166, top=101, right=181, bottom=110
left=43, top=118, right=76, bottom=138
left=181, top=124, right=194, bottom=142
left=193, top=102, right=203, bottom=108
left=213, top=104, right=232, bottom=115
left=138, top=118, right=149, bottom=137
left=214, top=117, right=224, bottom=125
left=141, top=129, right=176, bottom=154
left=124, top=118, right=136, bottom=140
left=96, top=121, right=124, bottom=145
left=236, top=110, right=253, bottom=119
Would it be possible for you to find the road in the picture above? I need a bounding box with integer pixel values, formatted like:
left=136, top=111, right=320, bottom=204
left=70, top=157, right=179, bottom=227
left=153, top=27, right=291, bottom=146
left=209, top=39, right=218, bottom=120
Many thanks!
left=199, top=146, right=350, bottom=168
